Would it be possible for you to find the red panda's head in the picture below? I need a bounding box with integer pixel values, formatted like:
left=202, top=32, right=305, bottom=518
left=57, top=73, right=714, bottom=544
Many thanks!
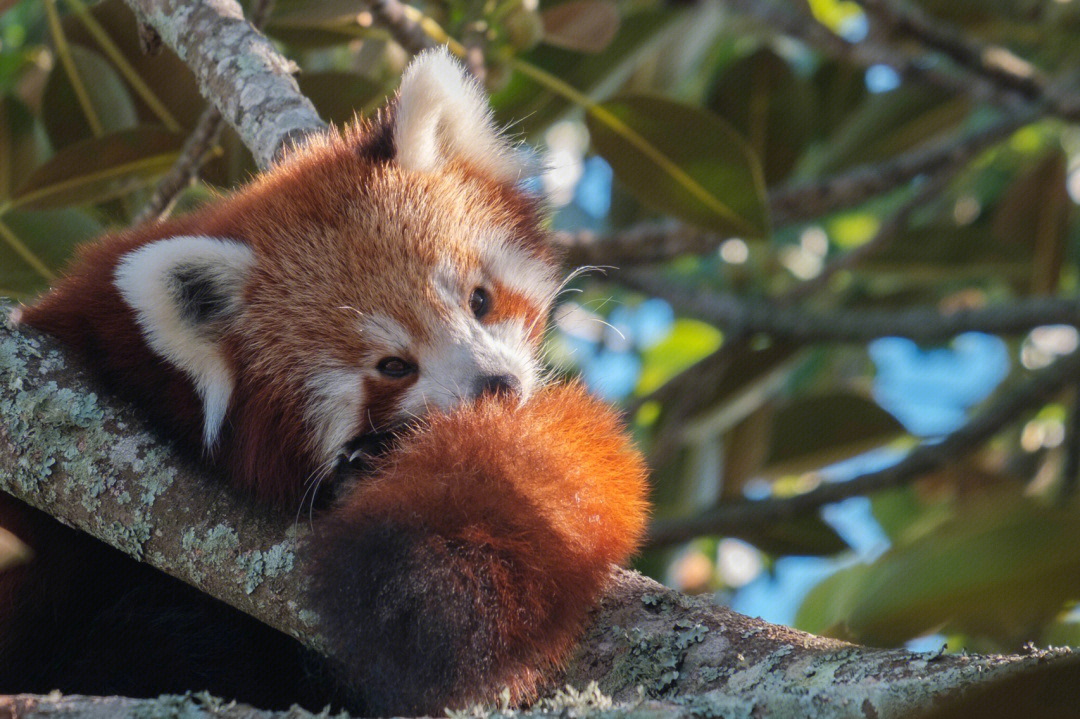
left=15, top=48, right=563, bottom=504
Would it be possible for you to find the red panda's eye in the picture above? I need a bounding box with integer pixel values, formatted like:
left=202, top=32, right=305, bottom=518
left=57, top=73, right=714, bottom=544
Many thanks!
left=376, top=357, right=416, bottom=378
left=470, top=287, right=490, bottom=320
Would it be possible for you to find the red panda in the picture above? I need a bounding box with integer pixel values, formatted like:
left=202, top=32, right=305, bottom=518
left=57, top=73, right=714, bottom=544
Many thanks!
left=2, top=48, right=649, bottom=715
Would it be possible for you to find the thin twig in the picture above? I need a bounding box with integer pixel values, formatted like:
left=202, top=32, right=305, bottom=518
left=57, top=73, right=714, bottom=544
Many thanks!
left=768, top=111, right=1034, bottom=227
left=369, top=0, right=437, bottom=55
left=859, top=0, right=1046, bottom=101
left=134, top=106, right=225, bottom=223
left=134, top=0, right=276, bottom=223
left=647, top=347, right=1080, bottom=547
left=721, top=0, right=976, bottom=99
left=778, top=169, right=954, bottom=303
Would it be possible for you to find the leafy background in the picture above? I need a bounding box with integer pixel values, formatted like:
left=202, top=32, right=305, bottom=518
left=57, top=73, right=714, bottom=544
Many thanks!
left=3, top=0, right=1080, bottom=658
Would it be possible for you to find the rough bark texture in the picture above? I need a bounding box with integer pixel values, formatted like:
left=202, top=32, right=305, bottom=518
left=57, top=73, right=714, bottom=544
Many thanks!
left=120, top=0, right=325, bottom=169
left=1, top=309, right=1075, bottom=718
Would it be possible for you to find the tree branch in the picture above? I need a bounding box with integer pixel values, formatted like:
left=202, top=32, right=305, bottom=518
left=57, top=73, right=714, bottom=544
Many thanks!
left=134, top=0, right=278, bottom=223
left=858, top=0, right=1046, bottom=101
left=618, top=278, right=1080, bottom=344
left=121, top=0, right=325, bottom=170
left=1, top=317, right=1076, bottom=716
left=555, top=111, right=1029, bottom=269
left=369, top=0, right=438, bottom=55
left=133, top=105, right=225, bottom=223
left=648, top=344, right=1080, bottom=547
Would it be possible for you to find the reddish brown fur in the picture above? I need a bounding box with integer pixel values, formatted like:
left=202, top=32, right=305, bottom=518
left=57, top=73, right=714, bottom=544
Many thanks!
left=11, top=61, right=648, bottom=715
left=18, top=113, right=553, bottom=506
left=306, top=381, right=649, bottom=714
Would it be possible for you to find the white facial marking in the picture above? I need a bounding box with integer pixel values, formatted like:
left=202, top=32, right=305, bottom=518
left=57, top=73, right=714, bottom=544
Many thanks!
left=114, top=236, right=254, bottom=448
left=395, top=47, right=530, bottom=182
left=481, top=238, right=559, bottom=308
left=358, top=313, right=412, bottom=356
left=400, top=312, right=538, bottom=418
left=304, top=368, right=366, bottom=468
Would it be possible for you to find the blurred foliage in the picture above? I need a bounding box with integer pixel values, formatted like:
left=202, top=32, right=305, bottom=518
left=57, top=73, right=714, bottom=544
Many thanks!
left=0, top=0, right=1080, bottom=675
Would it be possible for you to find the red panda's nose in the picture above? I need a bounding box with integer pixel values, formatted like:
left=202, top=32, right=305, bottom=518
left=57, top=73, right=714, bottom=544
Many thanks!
left=474, top=374, right=522, bottom=399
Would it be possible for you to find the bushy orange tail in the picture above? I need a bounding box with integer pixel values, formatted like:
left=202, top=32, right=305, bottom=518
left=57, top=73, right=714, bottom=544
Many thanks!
left=304, top=382, right=650, bottom=716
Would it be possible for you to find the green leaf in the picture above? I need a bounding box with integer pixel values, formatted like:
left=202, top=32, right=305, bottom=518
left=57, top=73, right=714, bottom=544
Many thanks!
left=491, top=6, right=680, bottom=136
left=0, top=95, right=49, bottom=199
left=61, top=0, right=210, bottom=131
left=542, top=0, right=620, bottom=53
left=765, top=393, right=906, bottom=473
left=802, top=86, right=972, bottom=176
left=635, top=318, right=722, bottom=396
left=796, top=492, right=1080, bottom=646
left=587, top=95, right=768, bottom=237
left=41, top=43, right=137, bottom=149
left=12, top=127, right=183, bottom=211
left=738, top=514, right=849, bottom=557
left=708, top=48, right=815, bottom=184
left=266, top=0, right=371, bottom=47
left=990, top=151, right=1069, bottom=295
left=297, top=72, right=389, bottom=127
left=0, top=208, right=103, bottom=295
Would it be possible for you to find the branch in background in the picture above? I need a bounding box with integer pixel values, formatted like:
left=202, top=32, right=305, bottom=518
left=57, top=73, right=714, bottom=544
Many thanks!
left=778, top=168, right=953, bottom=303
left=768, top=111, right=1033, bottom=227
left=556, top=112, right=1029, bottom=269
left=134, top=106, right=224, bottom=223
left=621, top=166, right=958, bottom=456
left=723, top=0, right=1080, bottom=120
left=856, top=0, right=1080, bottom=122
left=858, top=0, right=1046, bottom=101
left=8, top=316, right=1074, bottom=717
left=620, top=276, right=1080, bottom=344
left=121, top=0, right=325, bottom=170
left=720, top=0, right=977, bottom=99
left=134, top=0, right=277, bottom=223
left=369, top=0, right=437, bottom=55
left=648, top=344, right=1080, bottom=547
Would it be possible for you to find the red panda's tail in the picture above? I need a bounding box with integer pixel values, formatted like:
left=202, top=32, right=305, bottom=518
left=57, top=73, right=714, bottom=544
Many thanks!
left=304, top=382, right=650, bottom=716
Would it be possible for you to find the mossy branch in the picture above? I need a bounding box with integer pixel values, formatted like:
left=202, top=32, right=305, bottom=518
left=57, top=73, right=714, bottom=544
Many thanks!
left=120, top=0, right=325, bottom=169
left=1, top=312, right=1076, bottom=718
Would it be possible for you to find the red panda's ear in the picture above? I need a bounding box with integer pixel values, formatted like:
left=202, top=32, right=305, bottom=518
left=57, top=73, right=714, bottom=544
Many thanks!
left=394, top=47, right=531, bottom=183
left=114, top=236, right=253, bottom=447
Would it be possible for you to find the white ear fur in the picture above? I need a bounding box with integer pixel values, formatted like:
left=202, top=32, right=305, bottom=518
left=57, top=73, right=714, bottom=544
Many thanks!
left=394, top=47, right=527, bottom=182
left=114, top=236, right=254, bottom=448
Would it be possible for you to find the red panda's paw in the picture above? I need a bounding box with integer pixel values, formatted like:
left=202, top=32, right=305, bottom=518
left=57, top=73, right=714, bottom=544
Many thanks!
left=304, top=382, right=651, bottom=716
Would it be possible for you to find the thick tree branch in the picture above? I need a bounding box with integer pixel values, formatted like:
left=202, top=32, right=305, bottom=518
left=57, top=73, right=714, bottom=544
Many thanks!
left=121, top=0, right=325, bottom=169
left=3, top=312, right=1079, bottom=717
